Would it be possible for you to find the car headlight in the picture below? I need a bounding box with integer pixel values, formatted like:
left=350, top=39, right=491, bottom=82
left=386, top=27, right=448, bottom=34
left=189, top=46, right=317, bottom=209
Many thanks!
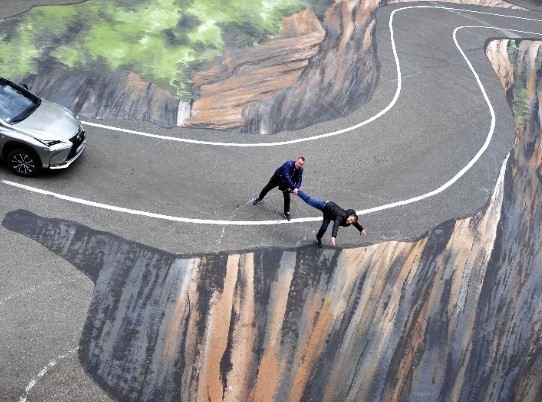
left=37, top=139, right=63, bottom=147
left=37, top=138, right=72, bottom=150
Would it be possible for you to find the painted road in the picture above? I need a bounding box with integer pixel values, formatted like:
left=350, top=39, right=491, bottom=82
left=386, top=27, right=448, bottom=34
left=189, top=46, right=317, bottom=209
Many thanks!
left=0, top=2, right=541, bottom=401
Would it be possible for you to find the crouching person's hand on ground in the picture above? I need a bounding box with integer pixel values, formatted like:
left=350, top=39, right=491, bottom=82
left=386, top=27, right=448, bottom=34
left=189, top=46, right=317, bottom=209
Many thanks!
left=360, top=229, right=367, bottom=236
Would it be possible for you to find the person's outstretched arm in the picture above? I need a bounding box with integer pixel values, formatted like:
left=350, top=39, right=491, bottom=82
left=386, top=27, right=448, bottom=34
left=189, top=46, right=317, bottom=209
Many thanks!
left=331, top=217, right=342, bottom=245
left=293, top=169, right=303, bottom=194
left=353, top=222, right=367, bottom=236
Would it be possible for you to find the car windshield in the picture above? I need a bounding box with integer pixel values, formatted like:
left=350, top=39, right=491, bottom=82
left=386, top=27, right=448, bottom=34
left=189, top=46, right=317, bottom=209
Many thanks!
left=0, top=82, right=39, bottom=123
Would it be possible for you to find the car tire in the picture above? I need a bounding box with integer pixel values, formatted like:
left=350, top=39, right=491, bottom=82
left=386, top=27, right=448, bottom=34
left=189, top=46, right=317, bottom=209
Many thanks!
left=6, top=148, right=41, bottom=177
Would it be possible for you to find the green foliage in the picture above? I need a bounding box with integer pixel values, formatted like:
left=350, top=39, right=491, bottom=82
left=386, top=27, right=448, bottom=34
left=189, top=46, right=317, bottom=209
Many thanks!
left=0, top=0, right=329, bottom=99
left=536, top=45, right=542, bottom=68
left=513, top=85, right=529, bottom=126
left=506, top=40, right=518, bottom=62
left=508, top=42, right=541, bottom=127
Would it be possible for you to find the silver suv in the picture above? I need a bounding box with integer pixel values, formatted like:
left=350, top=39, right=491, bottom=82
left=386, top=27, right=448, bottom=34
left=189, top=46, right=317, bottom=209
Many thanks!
left=0, top=78, right=86, bottom=177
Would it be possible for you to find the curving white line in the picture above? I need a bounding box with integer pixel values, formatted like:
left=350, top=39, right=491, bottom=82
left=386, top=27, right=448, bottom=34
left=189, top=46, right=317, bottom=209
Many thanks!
left=1, top=179, right=300, bottom=224
left=2, top=6, right=541, bottom=225
left=358, top=24, right=542, bottom=216
left=79, top=6, right=542, bottom=148
left=18, top=348, right=79, bottom=402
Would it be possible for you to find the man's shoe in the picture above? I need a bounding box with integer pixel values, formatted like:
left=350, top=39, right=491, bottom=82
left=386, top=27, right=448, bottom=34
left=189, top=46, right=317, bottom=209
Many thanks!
left=283, top=213, right=291, bottom=221
left=252, top=198, right=261, bottom=205
left=315, top=238, right=322, bottom=248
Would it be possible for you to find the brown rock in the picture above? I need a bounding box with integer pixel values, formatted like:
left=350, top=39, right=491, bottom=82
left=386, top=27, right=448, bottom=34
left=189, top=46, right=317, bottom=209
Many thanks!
left=182, top=8, right=325, bottom=130
left=242, top=0, right=381, bottom=133
left=486, top=39, right=515, bottom=95
left=280, top=7, right=326, bottom=38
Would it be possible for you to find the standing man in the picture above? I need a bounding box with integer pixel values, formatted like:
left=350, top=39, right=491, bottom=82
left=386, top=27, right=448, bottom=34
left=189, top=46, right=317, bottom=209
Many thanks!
left=296, top=189, right=367, bottom=247
left=252, top=157, right=305, bottom=221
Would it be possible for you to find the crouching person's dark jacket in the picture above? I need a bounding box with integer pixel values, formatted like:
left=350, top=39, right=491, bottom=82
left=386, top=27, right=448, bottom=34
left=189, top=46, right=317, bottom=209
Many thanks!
left=323, top=201, right=364, bottom=238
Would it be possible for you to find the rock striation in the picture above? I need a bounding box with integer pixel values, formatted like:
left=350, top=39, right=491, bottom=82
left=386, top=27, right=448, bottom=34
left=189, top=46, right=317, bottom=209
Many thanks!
left=183, top=0, right=381, bottom=133
left=182, top=8, right=326, bottom=130
left=241, top=0, right=380, bottom=133
left=3, top=40, right=541, bottom=402
left=23, top=68, right=181, bottom=128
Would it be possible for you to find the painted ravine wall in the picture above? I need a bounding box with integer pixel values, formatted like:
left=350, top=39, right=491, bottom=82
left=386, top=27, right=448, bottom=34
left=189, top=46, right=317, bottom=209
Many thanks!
left=0, top=0, right=379, bottom=133
left=183, top=8, right=326, bottom=130
left=241, top=0, right=380, bottom=134
left=185, top=0, right=380, bottom=132
left=3, top=39, right=541, bottom=401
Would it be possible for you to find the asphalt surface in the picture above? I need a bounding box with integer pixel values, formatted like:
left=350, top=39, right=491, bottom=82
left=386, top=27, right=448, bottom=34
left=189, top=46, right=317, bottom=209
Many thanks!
left=1, top=1, right=541, bottom=401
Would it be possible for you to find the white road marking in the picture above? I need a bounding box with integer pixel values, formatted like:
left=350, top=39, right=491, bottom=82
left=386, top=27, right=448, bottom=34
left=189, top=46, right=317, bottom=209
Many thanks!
left=359, top=24, right=542, bottom=216
left=1, top=6, right=541, bottom=225
left=18, top=348, right=79, bottom=402
left=0, top=281, right=56, bottom=307
left=1, top=179, right=305, bottom=224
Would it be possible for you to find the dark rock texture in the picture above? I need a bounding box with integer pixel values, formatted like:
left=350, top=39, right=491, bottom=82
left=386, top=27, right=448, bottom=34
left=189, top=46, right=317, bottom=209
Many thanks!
left=23, top=68, right=180, bottom=128
left=242, top=0, right=380, bottom=133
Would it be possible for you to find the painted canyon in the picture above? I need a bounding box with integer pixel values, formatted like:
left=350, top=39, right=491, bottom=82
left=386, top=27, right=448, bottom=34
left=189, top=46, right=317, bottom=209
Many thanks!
left=3, top=37, right=541, bottom=401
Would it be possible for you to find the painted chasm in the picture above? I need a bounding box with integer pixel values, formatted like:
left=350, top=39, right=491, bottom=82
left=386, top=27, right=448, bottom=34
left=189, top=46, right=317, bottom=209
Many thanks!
left=3, top=40, right=542, bottom=401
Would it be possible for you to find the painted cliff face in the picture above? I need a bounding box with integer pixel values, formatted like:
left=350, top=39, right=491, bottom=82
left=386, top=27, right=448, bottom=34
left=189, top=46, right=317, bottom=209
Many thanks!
left=0, top=0, right=380, bottom=132
left=187, top=0, right=381, bottom=133
left=3, top=39, right=542, bottom=402
left=0, top=0, right=313, bottom=99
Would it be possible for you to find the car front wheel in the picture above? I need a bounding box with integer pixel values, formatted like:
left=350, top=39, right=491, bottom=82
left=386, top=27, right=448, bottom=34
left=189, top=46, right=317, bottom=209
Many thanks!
left=7, top=148, right=41, bottom=177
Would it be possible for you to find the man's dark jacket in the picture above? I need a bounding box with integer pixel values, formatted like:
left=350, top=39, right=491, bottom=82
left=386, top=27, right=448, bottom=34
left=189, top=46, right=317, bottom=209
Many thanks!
left=323, top=201, right=364, bottom=238
left=271, top=160, right=303, bottom=190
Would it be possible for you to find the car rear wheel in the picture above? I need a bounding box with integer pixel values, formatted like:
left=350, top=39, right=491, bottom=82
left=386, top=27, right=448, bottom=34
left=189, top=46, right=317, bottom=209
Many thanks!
left=7, top=148, right=41, bottom=177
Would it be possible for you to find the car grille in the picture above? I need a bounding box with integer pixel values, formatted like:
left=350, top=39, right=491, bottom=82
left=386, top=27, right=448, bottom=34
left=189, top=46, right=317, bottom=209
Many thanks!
left=67, top=128, right=85, bottom=159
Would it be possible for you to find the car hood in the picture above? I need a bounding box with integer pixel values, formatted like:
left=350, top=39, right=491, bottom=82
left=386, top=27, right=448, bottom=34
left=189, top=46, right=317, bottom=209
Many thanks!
left=15, top=99, right=80, bottom=140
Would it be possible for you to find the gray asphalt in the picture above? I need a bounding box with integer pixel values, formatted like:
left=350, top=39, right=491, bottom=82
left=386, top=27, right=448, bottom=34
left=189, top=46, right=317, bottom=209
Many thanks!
left=1, top=2, right=541, bottom=401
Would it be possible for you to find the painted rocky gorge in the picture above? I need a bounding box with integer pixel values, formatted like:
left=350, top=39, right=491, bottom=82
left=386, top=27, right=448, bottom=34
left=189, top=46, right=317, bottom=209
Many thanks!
left=20, top=0, right=380, bottom=133
left=3, top=35, right=542, bottom=402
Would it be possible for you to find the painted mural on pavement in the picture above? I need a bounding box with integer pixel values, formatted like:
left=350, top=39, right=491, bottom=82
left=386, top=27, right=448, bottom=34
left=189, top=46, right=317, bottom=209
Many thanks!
left=1, top=0, right=542, bottom=400
left=4, top=38, right=542, bottom=401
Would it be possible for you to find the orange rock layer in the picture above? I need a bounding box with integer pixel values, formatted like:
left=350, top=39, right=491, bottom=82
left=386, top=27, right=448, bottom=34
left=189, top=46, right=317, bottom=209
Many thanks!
left=182, top=9, right=325, bottom=130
